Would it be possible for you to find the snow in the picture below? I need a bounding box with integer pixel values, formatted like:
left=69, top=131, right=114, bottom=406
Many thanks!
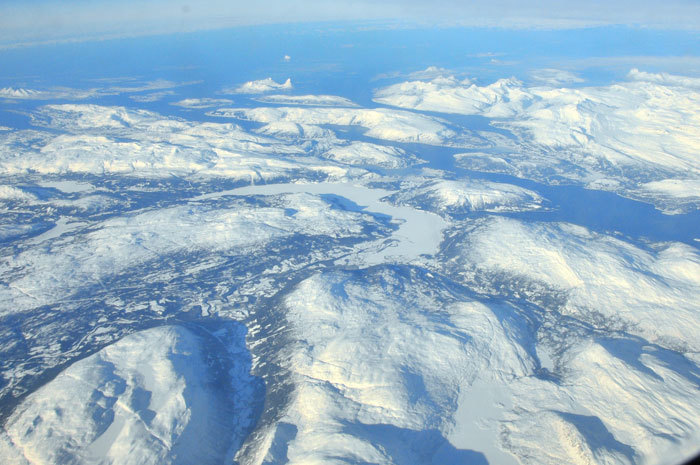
left=253, top=94, right=359, bottom=107
left=1, top=62, right=699, bottom=465
left=130, top=90, right=176, bottom=103
left=0, top=87, right=42, bottom=99
left=248, top=268, right=533, bottom=465
left=0, top=185, right=36, bottom=201
left=449, top=379, right=519, bottom=465
left=642, top=178, right=700, bottom=196
left=0, top=104, right=364, bottom=181
left=0, top=192, right=382, bottom=313
left=489, top=338, right=700, bottom=465
left=227, top=78, right=292, bottom=94
left=375, top=69, right=700, bottom=212
left=0, top=80, right=188, bottom=101
left=235, top=227, right=700, bottom=465
left=27, top=217, right=88, bottom=244
left=375, top=75, right=530, bottom=117
left=171, top=98, right=233, bottom=109
left=243, top=260, right=700, bottom=465
left=253, top=120, right=339, bottom=142
left=20, top=133, right=220, bottom=175
left=321, top=141, right=423, bottom=168
left=384, top=178, right=544, bottom=216
left=0, top=325, right=252, bottom=465
left=443, top=216, right=700, bottom=352
left=50, top=194, right=122, bottom=213
left=38, top=179, right=95, bottom=193
left=209, top=106, right=461, bottom=145
left=195, top=181, right=447, bottom=266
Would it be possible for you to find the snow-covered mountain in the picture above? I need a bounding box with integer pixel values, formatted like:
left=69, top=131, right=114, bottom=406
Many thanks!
left=1, top=50, right=699, bottom=465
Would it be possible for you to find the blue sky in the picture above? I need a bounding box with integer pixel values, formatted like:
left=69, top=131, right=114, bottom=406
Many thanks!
left=2, top=0, right=700, bottom=47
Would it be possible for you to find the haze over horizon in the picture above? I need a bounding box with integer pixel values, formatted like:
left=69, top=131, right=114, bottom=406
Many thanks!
left=2, top=0, right=700, bottom=48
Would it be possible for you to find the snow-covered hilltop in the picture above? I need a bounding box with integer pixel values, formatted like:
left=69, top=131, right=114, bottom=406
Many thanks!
left=1, top=65, right=699, bottom=465
left=0, top=87, right=42, bottom=99
left=0, top=325, right=259, bottom=465
left=227, top=78, right=293, bottom=94
left=384, top=178, right=544, bottom=216
left=375, top=69, right=700, bottom=214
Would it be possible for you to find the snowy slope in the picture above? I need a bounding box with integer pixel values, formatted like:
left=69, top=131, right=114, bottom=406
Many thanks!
left=440, top=216, right=700, bottom=352
left=0, top=193, right=386, bottom=313
left=384, top=178, right=544, bottom=216
left=209, top=106, right=491, bottom=147
left=321, top=142, right=423, bottom=169
left=227, top=78, right=293, bottom=94
left=375, top=70, right=700, bottom=212
left=253, top=95, right=359, bottom=107
left=0, top=325, right=255, bottom=465
left=239, top=265, right=700, bottom=465
left=243, top=267, right=533, bottom=465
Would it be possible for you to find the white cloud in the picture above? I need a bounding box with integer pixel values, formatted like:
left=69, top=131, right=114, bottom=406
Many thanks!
left=3, top=1, right=700, bottom=48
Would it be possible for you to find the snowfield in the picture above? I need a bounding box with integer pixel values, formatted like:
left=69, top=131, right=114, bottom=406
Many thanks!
left=321, top=142, right=424, bottom=169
